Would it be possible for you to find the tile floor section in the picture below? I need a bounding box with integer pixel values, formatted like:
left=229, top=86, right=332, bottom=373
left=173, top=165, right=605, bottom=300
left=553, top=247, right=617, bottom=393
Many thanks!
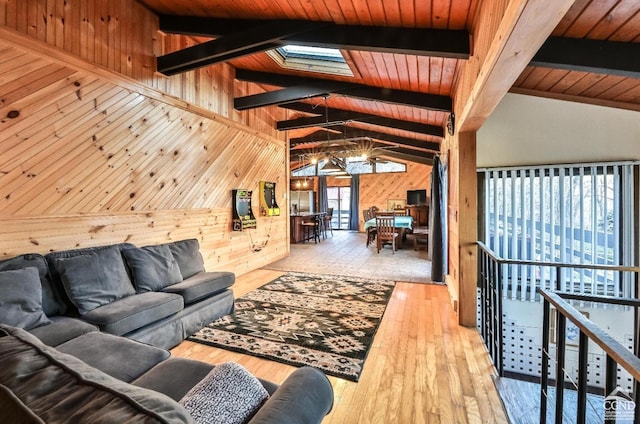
left=265, top=230, right=433, bottom=283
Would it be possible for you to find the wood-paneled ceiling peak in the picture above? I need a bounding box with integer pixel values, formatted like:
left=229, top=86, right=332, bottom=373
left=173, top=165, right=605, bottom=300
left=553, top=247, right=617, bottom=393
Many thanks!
left=140, top=0, right=640, bottom=162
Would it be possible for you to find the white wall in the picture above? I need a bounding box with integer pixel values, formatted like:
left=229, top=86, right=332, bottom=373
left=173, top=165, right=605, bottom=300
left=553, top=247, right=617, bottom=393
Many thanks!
left=477, top=93, right=640, bottom=168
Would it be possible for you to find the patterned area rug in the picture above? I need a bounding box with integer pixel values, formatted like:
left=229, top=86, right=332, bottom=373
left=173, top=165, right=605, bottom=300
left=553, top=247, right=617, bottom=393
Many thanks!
left=188, top=272, right=396, bottom=381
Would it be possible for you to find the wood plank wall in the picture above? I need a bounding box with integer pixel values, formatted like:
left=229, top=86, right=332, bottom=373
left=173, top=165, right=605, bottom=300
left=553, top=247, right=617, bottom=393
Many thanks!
left=359, top=162, right=431, bottom=231
left=0, top=1, right=290, bottom=275
left=0, top=0, right=283, bottom=139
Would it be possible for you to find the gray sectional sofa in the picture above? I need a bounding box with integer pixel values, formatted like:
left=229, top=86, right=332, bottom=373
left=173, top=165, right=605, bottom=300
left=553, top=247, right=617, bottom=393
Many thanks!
left=0, top=325, right=334, bottom=423
left=0, top=238, right=335, bottom=423
left=1, top=238, right=235, bottom=350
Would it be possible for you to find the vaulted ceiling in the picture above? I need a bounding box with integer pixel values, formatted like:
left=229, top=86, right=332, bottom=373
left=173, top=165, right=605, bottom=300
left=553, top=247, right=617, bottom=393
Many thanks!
left=138, top=0, right=640, bottom=166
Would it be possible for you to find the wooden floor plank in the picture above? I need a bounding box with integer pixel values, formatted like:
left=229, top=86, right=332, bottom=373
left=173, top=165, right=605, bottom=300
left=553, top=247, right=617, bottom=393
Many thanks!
left=170, top=232, right=509, bottom=423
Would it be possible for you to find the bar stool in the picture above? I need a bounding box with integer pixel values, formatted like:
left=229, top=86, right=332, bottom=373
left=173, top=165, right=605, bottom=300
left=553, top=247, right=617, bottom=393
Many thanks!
left=323, top=208, right=334, bottom=238
left=301, top=215, right=321, bottom=243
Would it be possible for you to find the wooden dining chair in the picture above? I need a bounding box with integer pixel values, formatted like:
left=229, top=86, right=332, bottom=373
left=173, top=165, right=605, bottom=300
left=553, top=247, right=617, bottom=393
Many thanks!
left=375, top=215, right=398, bottom=253
left=363, top=209, right=376, bottom=247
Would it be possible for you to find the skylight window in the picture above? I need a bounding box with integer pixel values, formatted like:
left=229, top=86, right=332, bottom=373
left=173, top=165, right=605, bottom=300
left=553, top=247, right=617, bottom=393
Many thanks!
left=267, top=44, right=353, bottom=77
left=279, top=45, right=345, bottom=62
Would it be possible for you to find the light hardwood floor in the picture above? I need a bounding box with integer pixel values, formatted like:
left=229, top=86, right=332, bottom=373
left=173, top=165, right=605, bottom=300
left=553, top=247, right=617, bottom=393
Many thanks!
left=171, top=266, right=509, bottom=423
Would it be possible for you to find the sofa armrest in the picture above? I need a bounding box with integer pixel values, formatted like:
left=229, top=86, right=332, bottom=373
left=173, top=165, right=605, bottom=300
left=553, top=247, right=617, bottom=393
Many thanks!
left=248, top=367, right=333, bottom=424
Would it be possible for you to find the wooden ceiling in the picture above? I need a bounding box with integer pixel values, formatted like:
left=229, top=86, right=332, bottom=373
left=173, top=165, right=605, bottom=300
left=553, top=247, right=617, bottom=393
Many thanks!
left=139, top=0, right=640, bottom=165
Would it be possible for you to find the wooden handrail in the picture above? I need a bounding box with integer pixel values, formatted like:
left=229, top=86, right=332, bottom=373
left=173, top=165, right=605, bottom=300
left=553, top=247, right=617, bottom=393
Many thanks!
left=477, top=241, right=640, bottom=273
left=540, top=289, right=640, bottom=381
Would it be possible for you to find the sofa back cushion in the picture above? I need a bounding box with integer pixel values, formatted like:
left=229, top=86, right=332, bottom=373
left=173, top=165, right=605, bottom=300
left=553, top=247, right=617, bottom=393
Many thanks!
left=46, top=243, right=136, bottom=314
left=51, top=246, right=135, bottom=315
left=0, top=253, right=66, bottom=316
left=0, top=325, right=193, bottom=424
left=0, top=267, right=51, bottom=330
left=164, top=239, right=205, bottom=279
left=123, top=245, right=183, bottom=293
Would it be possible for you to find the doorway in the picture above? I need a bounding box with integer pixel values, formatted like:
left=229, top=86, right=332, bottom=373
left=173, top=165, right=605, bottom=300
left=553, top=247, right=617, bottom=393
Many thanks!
left=327, top=186, right=351, bottom=230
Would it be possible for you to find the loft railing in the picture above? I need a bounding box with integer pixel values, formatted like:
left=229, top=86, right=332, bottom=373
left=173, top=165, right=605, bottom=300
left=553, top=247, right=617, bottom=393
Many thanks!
left=478, top=241, right=640, bottom=374
left=477, top=241, right=640, bottom=422
left=540, top=289, right=640, bottom=424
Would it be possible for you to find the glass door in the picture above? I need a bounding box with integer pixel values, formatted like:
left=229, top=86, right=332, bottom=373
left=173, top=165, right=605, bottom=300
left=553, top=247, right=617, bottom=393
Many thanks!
left=327, top=186, right=351, bottom=230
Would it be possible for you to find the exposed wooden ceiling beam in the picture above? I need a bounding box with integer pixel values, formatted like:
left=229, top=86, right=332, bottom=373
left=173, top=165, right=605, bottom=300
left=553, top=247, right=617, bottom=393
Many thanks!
left=456, top=0, right=577, bottom=132
left=289, top=126, right=440, bottom=152
left=234, top=69, right=452, bottom=112
left=277, top=102, right=445, bottom=137
left=158, top=15, right=470, bottom=59
left=291, top=144, right=435, bottom=165
left=381, top=151, right=434, bottom=165
left=157, top=21, right=324, bottom=75
left=531, top=37, right=640, bottom=79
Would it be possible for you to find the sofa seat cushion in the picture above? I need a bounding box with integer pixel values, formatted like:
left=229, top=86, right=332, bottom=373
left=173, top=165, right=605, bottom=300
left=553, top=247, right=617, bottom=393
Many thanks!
left=0, top=325, right=192, bottom=424
left=56, top=332, right=170, bottom=383
left=0, top=267, right=51, bottom=330
left=81, top=292, right=184, bottom=336
left=51, top=246, right=136, bottom=315
left=122, top=245, right=183, bottom=293
left=133, top=358, right=215, bottom=401
left=162, top=272, right=235, bottom=304
left=29, top=316, right=98, bottom=347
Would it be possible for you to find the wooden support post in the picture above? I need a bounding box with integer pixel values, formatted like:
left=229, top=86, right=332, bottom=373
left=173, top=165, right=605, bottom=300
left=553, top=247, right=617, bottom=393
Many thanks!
left=458, top=131, right=478, bottom=327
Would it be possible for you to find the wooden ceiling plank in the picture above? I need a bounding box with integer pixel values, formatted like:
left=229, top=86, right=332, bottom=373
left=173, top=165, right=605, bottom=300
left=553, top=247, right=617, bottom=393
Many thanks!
left=580, top=74, right=626, bottom=98
left=406, top=53, right=420, bottom=93
left=553, top=0, right=594, bottom=36
left=355, top=50, right=384, bottom=87
left=432, top=0, right=452, bottom=29
left=518, top=67, right=553, bottom=90
left=429, top=57, right=444, bottom=97
left=449, top=0, right=475, bottom=29
left=414, top=0, right=432, bottom=27
left=417, top=56, right=432, bottom=93
left=612, top=10, right=640, bottom=42
left=534, top=69, right=572, bottom=92
left=587, top=0, right=640, bottom=40
left=324, top=0, right=352, bottom=25
left=562, top=0, right=620, bottom=38
left=611, top=83, right=640, bottom=103
left=547, top=70, right=590, bottom=93
left=564, top=72, right=607, bottom=96
left=440, top=57, right=458, bottom=96
left=365, top=0, right=386, bottom=25
left=596, top=77, right=640, bottom=101
left=380, top=52, right=402, bottom=91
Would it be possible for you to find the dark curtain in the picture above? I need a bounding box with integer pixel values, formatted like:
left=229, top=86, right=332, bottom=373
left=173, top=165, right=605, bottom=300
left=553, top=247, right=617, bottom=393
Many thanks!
left=430, top=156, right=448, bottom=283
left=318, top=176, right=328, bottom=212
left=349, top=175, right=360, bottom=231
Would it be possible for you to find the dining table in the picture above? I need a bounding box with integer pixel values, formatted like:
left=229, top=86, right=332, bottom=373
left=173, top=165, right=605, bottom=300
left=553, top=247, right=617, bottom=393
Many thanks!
left=364, top=215, right=414, bottom=230
left=364, top=215, right=414, bottom=249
